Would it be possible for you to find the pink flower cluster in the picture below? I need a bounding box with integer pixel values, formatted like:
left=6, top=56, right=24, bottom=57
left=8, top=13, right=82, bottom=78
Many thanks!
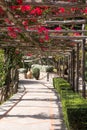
left=7, top=27, right=21, bottom=38
left=10, top=5, right=43, bottom=16
left=38, top=26, right=49, bottom=43
left=30, top=7, right=43, bottom=16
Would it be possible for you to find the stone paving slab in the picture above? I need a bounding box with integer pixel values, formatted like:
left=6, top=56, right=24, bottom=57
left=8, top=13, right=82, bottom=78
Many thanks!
left=0, top=73, right=67, bottom=130
left=0, top=83, right=26, bottom=119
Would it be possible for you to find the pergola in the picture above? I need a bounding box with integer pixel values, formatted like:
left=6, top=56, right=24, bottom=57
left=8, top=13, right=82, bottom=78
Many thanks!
left=0, top=0, right=87, bottom=100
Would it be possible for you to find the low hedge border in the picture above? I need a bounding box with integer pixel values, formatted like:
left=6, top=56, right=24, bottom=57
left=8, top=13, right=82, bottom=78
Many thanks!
left=53, top=77, right=87, bottom=130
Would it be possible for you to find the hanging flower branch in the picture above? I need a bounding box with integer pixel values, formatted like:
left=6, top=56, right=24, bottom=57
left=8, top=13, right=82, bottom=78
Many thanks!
left=37, top=26, right=49, bottom=42
left=9, top=2, right=87, bottom=18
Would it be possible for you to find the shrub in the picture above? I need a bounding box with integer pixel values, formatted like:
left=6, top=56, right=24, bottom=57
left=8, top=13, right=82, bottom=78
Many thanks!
left=32, top=68, right=40, bottom=80
left=53, top=77, right=87, bottom=130
left=53, top=77, right=68, bottom=89
left=46, top=66, right=53, bottom=72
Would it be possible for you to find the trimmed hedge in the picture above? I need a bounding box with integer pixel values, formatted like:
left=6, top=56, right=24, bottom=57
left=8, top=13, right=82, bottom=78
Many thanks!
left=53, top=77, right=87, bottom=130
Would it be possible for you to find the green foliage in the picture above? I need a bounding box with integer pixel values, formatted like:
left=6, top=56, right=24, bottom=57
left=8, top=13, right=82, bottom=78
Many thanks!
left=46, top=66, right=53, bottom=72
left=28, top=62, right=32, bottom=69
left=53, top=77, right=68, bottom=89
left=32, top=68, right=40, bottom=80
left=0, top=50, right=6, bottom=87
left=53, top=68, right=57, bottom=73
left=67, top=108, right=87, bottom=130
left=53, top=77, right=87, bottom=130
left=31, top=64, right=42, bottom=70
left=85, top=71, right=87, bottom=81
left=14, top=52, right=23, bottom=67
left=24, top=62, right=33, bottom=71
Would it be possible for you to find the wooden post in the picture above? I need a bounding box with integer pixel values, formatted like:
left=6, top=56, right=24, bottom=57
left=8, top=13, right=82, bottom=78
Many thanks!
left=75, top=43, right=79, bottom=92
left=68, top=54, right=71, bottom=83
left=4, top=47, right=16, bottom=99
left=82, top=39, right=86, bottom=98
left=59, top=58, right=61, bottom=77
left=69, top=52, right=72, bottom=86
left=63, top=56, right=65, bottom=78
left=71, top=49, right=75, bottom=91
left=4, top=48, right=11, bottom=99
left=82, top=24, right=86, bottom=98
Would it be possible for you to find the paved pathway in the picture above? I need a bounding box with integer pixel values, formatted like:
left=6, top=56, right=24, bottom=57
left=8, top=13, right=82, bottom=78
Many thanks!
left=0, top=73, right=67, bottom=130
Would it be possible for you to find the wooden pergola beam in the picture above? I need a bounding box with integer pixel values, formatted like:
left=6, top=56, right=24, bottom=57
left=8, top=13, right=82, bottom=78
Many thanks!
left=0, top=19, right=86, bottom=28
left=26, top=29, right=87, bottom=34
left=45, top=19, right=86, bottom=25
left=1, top=29, right=87, bottom=34
left=13, top=14, right=86, bottom=19
left=50, top=35, right=87, bottom=40
left=48, top=14, right=86, bottom=19
left=12, top=1, right=87, bottom=8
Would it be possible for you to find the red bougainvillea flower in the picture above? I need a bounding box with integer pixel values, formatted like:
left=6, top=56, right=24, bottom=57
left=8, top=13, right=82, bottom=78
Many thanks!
left=55, top=26, right=62, bottom=31
left=24, top=26, right=29, bottom=30
left=22, top=20, right=28, bottom=26
left=59, top=7, right=65, bottom=13
left=27, top=53, right=32, bottom=56
left=71, top=7, right=77, bottom=12
left=7, top=27, right=14, bottom=32
left=16, top=0, right=23, bottom=4
left=83, top=7, right=87, bottom=14
left=45, top=34, right=49, bottom=41
left=30, top=7, right=43, bottom=16
left=73, top=32, right=80, bottom=36
left=20, top=5, right=31, bottom=12
left=38, top=26, right=48, bottom=33
left=38, top=26, right=49, bottom=41
left=10, top=5, right=19, bottom=10
left=39, top=38, right=45, bottom=43
left=8, top=27, right=21, bottom=32
left=8, top=31, right=17, bottom=38
left=14, top=27, right=22, bottom=33
left=7, top=27, right=21, bottom=38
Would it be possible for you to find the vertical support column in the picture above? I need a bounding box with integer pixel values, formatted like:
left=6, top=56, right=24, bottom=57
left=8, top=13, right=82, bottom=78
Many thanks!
left=63, top=56, right=65, bottom=78
left=82, top=39, right=86, bottom=98
left=71, top=49, right=75, bottom=91
left=4, top=47, right=16, bottom=99
left=70, top=52, right=72, bottom=86
left=56, top=59, right=59, bottom=75
left=4, top=48, right=11, bottom=99
left=75, top=43, right=79, bottom=92
left=82, top=24, right=86, bottom=98
left=59, top=58, right=61, bottom=77
left=68, top=54, right=71, bottom=83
